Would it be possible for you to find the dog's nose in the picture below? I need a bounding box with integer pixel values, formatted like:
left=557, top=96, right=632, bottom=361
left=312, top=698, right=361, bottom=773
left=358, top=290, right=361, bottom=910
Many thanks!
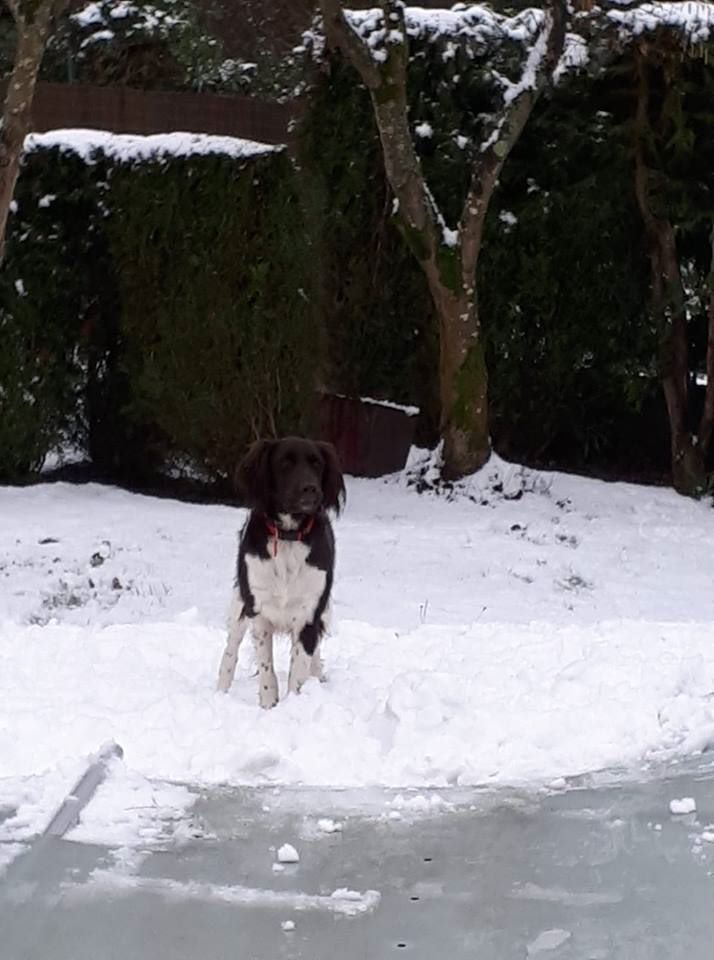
left=302, top=483, right=319, bottom=498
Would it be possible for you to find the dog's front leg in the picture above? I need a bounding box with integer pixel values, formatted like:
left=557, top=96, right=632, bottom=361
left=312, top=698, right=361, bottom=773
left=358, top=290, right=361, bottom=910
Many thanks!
left=309, top=647, right=325, bottom=682
left=217, top=591, right=248, bottom=693
left=253, top=616, right=279, bottom=709
left=309, top=604, right=330, bottom=683
left=289, top=621, right=324, bottom=695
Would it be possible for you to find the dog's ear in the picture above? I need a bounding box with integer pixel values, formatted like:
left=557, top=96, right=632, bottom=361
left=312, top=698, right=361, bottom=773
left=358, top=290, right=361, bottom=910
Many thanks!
left=236, top=439, right=274, bottom=510
left=317, top=441, right=345, bottom=515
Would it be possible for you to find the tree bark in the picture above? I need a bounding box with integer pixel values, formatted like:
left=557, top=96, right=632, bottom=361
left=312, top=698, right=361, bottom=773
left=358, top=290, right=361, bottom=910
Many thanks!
left=420, top=264, right=487, bottom=479
left=0, top=1, right=65, bottom=266
left=632, top=50, right=705, bottom=495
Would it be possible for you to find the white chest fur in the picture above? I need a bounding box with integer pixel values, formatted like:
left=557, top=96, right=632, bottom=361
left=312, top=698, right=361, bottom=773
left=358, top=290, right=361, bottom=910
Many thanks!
left=245, top=541, right=327, bottom=634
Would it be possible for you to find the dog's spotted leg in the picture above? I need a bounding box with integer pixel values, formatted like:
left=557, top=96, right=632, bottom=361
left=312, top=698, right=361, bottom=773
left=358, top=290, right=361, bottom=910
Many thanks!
left=309, top=608, right=329, bottom=683
left=288, top=642, right=312, bottom=695
left=216, top=591, right=248, bottom=693
left=289, top=621, right=323, bottom=695
left=253, top=616, right=279, bottom=709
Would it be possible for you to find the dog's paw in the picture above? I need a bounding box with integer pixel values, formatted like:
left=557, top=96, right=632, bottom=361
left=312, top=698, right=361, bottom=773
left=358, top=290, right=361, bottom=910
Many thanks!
left=310, top=657, right=326, bottom=683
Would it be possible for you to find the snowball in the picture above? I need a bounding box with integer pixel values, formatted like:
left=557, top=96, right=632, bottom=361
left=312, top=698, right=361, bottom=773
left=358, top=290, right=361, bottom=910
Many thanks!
left=527, top=929, right=571, bottom=955
left=317, top=818, right=342, bottom=833
left=277, top=843, right=300, bottom=863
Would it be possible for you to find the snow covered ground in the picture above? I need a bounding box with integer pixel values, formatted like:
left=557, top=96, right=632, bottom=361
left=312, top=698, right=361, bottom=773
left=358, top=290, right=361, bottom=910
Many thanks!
left=2, top=454, right=714, bottom=860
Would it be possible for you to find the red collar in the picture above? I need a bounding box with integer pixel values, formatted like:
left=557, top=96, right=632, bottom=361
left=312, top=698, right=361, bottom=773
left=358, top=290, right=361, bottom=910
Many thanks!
left=264, top=515, right=316, bottom=557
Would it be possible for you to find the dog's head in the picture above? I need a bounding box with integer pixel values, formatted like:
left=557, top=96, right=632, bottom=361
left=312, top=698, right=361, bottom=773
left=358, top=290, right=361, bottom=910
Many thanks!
left=237, top=437, right=345, bottom=517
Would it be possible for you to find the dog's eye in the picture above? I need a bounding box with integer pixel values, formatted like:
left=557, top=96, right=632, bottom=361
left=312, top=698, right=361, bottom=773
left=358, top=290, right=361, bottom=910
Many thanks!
left=280, top=453, right=296, bottom=469
left=308, top=455, right=321, bottom=468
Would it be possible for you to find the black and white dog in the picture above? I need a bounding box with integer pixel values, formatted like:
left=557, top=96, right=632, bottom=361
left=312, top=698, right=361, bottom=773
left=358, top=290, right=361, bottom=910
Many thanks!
left=217, top=437, right=345, bottom=708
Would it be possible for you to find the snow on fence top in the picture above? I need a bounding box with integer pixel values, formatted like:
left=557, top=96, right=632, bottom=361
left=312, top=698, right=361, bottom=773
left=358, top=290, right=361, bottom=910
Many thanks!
left=24, top=129, right=283, bottom=165
left=333, top=394, right=420, bottom=416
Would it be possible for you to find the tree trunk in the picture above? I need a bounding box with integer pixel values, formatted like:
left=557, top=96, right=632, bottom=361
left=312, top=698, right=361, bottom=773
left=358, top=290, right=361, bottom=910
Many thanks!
left=365, top=72, right=491, bottom=478
left=655, top=220, right=707, bottom=493
left=698, top=225, right=714, bottom=469
left=0, top=9, right=54, bottom=265
left=423, top=264, right=488, bottom=478
left=632, top=51, right=706, bottom=496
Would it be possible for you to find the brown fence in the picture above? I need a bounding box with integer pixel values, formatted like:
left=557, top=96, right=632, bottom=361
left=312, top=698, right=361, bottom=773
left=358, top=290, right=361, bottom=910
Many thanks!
left=21, top=82, right=295, bottom=145
left=319, top=394, right=418, bottom=478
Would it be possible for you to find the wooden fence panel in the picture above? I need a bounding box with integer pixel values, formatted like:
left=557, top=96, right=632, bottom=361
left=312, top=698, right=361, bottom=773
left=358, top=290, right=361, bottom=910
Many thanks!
left=10, top=82, right=295, bottom=145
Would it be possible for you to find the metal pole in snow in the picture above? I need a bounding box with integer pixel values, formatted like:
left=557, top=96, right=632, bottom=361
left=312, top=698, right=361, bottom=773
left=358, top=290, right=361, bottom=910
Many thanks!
left=1, top=741, right=124, bottom=905
left=43, top=741, right=124, bottom=838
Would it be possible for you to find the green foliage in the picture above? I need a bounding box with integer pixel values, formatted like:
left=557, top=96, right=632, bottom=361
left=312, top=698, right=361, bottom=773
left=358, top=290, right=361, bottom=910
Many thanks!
left=299, top=56, right=440, bottom=440
left=0, top=146, right=117, bottom=480
left=479, top=70, right=660, bottom=470
left=40, top=0, right=244, bottom=91
left=0, top=139, right=316, bottom=483
left=108, top=146, right=317, bottom=480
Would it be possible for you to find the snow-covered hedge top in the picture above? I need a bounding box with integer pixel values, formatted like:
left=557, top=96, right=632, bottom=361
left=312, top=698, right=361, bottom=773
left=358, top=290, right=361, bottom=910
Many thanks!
left=607, top=1, right=714, bottom=42
left=346, top=5, right=547, bottom=58
left=343, top=2, right=714, bottom=69
left=348, top=2, right=714, bottom=41
left=24, top=129, right=282, bottom=164
left=73, top=1, right=179, bottom=34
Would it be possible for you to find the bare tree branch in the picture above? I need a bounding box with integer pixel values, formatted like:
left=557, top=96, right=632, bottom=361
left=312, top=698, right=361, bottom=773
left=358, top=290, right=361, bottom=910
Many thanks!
left=367, top=6, right=441, bottom=249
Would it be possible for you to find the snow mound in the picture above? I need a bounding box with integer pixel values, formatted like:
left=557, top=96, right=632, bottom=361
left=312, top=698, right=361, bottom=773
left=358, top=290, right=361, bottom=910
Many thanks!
left=3, top=618, right=714, bottom=799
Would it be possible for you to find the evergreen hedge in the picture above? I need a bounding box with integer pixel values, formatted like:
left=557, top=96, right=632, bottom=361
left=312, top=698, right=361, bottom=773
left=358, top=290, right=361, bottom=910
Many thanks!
left=0, top=146, right=113, bottom=480
left=0, top=136, right=316, bottom=484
